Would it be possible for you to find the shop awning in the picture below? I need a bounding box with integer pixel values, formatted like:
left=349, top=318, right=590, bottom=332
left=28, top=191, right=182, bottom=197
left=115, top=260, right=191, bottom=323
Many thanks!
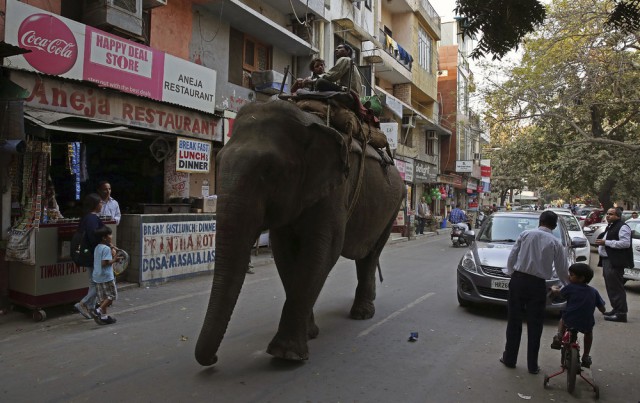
left=201, top=0, right=318, bottom=56
left=24, top=108, right=174, bottom=141
left=23, top=109, right=147, bottom=142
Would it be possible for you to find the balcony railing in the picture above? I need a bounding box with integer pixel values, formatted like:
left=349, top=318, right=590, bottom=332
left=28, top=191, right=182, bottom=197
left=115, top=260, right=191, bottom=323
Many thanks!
left=380, top=30, right=413, bottom=72
left=418, top=0, right=441, bottom=38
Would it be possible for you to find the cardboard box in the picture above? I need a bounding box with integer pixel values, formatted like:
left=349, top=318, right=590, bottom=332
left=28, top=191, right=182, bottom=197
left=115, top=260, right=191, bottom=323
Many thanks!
left=194, top=198, right=217, bottom=213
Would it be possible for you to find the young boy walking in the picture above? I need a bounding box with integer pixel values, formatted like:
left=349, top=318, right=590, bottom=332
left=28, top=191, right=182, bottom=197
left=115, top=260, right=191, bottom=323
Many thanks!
left=91, top=226, right=121, bottom=325
left=549, top=263, right=606, bottom=368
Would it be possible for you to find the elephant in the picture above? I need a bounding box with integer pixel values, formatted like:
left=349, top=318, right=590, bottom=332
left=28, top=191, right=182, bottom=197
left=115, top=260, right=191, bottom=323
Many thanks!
left=195, top=99, right=405, bottom=366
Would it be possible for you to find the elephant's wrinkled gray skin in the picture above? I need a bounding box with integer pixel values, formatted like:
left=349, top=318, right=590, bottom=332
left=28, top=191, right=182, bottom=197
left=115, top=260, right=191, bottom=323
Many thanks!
left=194, top=100, right=405, bottom=366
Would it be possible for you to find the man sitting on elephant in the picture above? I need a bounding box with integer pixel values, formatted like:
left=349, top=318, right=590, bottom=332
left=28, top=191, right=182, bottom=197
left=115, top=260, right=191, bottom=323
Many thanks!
left=315, top=44, right=363, bottom=96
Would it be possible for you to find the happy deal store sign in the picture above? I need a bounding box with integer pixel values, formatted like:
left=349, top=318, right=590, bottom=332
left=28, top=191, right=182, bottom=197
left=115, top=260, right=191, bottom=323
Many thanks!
left=3, top=0, right=216, bottom=114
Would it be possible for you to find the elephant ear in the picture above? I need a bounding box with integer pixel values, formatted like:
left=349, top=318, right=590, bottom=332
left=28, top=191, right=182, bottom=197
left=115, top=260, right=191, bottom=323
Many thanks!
left=300, top=122, right=350, bottom=208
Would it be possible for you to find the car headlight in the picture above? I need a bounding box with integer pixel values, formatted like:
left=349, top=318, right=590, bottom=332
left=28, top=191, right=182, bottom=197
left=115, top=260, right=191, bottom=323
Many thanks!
left=461, top=250, right=478, bottom=273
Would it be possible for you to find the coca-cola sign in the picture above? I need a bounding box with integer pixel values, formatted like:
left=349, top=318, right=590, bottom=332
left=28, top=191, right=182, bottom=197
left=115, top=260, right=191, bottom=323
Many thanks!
left=18, top=14, right=78, bottom=75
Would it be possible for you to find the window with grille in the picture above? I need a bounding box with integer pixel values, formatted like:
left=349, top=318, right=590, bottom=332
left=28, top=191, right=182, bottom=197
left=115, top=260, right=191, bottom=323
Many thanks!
left=425, top=138, right=435, bottom=155
left=418, top=27, right=432, bottom=73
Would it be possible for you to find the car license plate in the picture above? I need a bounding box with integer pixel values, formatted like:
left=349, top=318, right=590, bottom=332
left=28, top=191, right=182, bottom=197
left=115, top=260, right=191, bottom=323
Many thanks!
left=491, top=279, right=510, bottom=290
left=624, top=268, right=640, bottom=279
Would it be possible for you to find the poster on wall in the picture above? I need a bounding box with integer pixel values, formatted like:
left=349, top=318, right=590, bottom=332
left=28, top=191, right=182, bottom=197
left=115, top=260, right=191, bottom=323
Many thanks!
left=140, top=220, right=216, bottom=282
left=164, top=152, right=190, bottom=200
left=176, top=137, right=211, bottom=173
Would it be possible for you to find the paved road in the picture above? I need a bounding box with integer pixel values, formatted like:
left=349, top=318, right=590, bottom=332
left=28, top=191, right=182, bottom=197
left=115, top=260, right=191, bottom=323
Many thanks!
left=1, top=234, right=638, bottom=402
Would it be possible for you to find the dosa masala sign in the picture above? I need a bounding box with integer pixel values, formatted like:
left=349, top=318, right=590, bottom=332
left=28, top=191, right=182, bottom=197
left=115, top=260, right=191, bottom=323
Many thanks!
left=176, top=137, right=211, bottom=173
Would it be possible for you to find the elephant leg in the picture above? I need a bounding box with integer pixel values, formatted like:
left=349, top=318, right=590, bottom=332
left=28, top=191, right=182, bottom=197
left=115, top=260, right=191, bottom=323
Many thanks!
left=350, top=250, right=381, bottom=319
left=267, top=217, right=343, bottom=360
left=350, top=217, right=394, bottom=320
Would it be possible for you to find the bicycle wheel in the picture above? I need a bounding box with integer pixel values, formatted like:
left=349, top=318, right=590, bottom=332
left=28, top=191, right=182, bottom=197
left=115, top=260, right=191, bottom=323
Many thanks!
left=567, top=348, right=579, bottom=393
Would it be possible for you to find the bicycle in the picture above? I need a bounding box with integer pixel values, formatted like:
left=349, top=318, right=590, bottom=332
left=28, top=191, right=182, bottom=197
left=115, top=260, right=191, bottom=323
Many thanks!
left=543, top=328, right=599, bottom=399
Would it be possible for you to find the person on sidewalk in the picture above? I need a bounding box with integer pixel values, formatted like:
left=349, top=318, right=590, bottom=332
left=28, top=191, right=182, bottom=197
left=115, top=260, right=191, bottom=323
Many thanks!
left=74, top=193, right=105, bottom=319
left=415, top=197, right=430, bottom=235
left=91, top=226, right=121, bottom=325
left=98, top=181, right=121, bottom=225
left=549, top=263, right=606, bottom=368
left=500, top=210, right=569, bottom=375
left=594, top=207, right=633, bottom=323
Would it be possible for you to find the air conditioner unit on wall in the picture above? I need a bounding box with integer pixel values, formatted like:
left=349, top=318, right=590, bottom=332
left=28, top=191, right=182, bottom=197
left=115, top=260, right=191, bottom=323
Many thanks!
left=83, top=0, right=143, bottom=37
left=143, top=0, right=167, bottom=9
left=402, top=116, right=416, bottom=128
left=427, top=130, right=437, bottom=140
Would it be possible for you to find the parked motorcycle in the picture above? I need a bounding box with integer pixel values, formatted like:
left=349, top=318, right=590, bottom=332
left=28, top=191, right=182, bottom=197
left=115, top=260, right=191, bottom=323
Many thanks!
left=451, top=222, right=470, bottom=247
left=476, top=211, right=486, bottom=228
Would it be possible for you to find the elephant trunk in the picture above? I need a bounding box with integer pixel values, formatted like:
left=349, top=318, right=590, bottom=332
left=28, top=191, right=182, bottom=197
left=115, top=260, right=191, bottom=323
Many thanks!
left=195, top=195, right=262, bottom=366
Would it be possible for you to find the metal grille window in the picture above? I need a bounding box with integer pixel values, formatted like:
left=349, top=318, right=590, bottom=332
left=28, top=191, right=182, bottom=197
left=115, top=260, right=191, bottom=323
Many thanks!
left=418, top=27, right=432, bottom=73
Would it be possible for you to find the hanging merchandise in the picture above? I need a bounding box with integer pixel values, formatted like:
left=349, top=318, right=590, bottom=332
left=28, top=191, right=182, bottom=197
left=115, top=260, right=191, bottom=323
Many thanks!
left=6, top=141, right=50, bottom=264
left=68, top=142, right=81, bottom=200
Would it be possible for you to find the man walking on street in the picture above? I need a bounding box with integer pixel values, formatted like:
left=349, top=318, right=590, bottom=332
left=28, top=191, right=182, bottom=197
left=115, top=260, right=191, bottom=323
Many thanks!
left=595, top=207, right=633, bottom=323
left=415, top=197, right=430, bottom=235
left=500, top=210, right=569, bottom=374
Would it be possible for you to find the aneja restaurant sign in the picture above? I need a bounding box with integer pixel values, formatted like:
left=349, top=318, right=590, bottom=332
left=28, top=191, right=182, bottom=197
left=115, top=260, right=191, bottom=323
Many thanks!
left=10, top=70, right=222, bottom=141
left=3, top=0, right=216, bottom=114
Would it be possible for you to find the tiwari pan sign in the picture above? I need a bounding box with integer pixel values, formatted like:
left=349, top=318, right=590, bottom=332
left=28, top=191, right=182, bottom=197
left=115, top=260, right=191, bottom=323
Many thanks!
left=176, top=137, right=211, bottom=173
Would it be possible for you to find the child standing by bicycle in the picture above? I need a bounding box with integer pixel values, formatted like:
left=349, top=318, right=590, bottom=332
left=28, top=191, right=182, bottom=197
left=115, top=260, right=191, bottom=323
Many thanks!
left=549, top=263, right=606, bottom=368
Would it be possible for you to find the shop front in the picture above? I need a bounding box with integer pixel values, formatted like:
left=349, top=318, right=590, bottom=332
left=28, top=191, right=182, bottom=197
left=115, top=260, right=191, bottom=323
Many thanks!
left=1, top=2, right=223, bottom=317
left=414, top=160, right=440, bottom=231
left=393, top=157, right=415, bottom=237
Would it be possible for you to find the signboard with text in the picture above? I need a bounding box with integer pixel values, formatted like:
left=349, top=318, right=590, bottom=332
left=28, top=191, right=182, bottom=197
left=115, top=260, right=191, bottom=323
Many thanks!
left=141, top=220, right=216, bottom=282
left=176, top=137, right=211, bottom=173
left=4, top=0, right=216, bottom=113
left=456, top=160, right=473, bottom=173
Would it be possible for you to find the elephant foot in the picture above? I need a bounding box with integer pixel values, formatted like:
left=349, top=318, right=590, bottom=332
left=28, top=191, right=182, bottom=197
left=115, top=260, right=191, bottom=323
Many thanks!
left=350, top=301, right=375, bottom=320
left=307, top=322, right=319, bottom=339
left=195, top=353, right=218, bottom=367
left=267, top=335, right=309, bottom=361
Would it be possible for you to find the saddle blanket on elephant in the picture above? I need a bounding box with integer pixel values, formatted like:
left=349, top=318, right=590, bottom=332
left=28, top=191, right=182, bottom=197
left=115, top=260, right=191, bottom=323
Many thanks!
left=290, top=98, right=389, bottom=150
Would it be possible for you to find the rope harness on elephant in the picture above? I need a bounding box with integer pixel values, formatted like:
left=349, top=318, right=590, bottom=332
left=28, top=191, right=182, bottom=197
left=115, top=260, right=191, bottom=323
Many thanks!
left=280, top=90, right=394, bottom=222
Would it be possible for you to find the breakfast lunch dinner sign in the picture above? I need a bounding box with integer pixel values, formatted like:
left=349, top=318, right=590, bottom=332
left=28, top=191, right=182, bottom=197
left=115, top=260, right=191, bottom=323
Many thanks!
left=3, top=0, right=216, bottom=114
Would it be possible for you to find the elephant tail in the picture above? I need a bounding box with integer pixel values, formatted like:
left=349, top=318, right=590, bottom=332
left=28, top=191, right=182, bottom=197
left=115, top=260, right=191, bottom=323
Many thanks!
left=377, top=261, right=384, bottom=283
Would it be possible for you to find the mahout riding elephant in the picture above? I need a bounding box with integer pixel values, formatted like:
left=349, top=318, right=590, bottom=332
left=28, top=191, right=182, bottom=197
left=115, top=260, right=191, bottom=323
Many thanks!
left=195, top=99, right=405, bottom=366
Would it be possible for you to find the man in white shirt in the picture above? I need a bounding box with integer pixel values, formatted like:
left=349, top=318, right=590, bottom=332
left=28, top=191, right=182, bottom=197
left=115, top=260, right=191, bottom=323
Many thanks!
left=500, top=211, right=569, bottom=375
left=594, top=207, right=633, bottom=322
left=98, top=181, right=121, bottom=225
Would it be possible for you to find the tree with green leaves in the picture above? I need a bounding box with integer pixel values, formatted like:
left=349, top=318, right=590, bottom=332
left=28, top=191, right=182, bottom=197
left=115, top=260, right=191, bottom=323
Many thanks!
left=481, top=0, right=640, bottom=210
left=456, top=0, right=640, bottom=59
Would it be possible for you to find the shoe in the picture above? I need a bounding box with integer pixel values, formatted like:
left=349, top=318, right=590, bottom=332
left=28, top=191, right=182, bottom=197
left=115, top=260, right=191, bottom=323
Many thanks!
left=604, top=313, right=627, bottom=322
left=529, top=367, right=541, bottom=375
left=74, top=302, right=91, bottom=319
left=550, top=334, right=562, bottom=350
left=581, top=355, right=592, bottom=368
left=603, top=310, right=616, bottom=316
left=102, top=316, right=117, bottom=325
left=499, top=357, right=515, bottom=368
left=90, top=309, right=106, bottom=325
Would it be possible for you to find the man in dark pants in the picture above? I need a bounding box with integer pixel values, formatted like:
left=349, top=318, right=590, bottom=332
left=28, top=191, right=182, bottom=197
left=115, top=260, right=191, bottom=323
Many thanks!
left=595, top=207, right=633, bottom=323
left=500, top=211, right=569, bottom=374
